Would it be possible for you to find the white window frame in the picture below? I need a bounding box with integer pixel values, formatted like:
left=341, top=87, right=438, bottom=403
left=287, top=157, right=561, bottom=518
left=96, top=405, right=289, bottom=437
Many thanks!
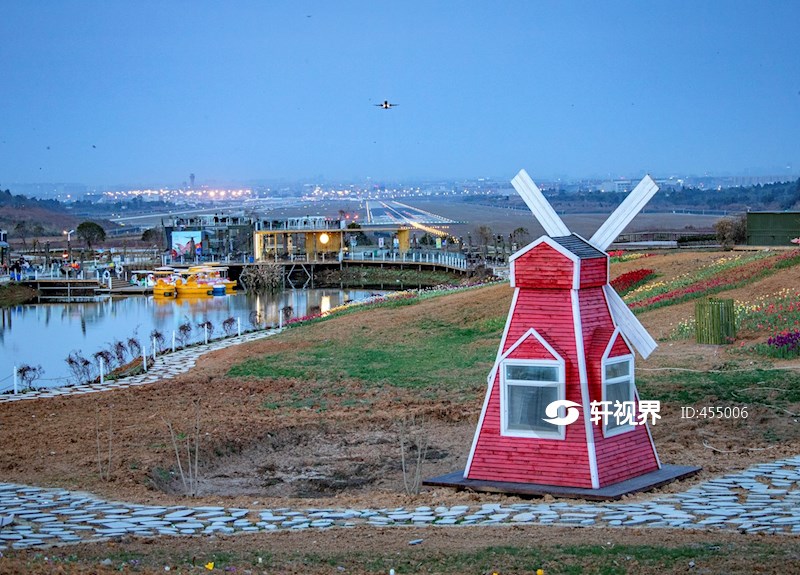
left=500, top=357, right=566, bottom=440
left=602, top=354, right=635, bottom=437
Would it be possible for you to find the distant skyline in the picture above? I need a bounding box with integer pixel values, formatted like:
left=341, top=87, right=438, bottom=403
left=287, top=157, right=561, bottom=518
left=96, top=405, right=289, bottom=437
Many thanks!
left=1, top=1, right=798, bottom=187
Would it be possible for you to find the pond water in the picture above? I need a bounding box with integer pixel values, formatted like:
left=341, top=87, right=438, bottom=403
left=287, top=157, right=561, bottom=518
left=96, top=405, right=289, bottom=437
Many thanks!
left=0, top=288, right=382, bottom=391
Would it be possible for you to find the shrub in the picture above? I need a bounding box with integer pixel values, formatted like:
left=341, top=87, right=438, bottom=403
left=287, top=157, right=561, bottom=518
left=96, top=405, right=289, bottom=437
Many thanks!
left=126, top=337, right=142, bottom=358
left=197, top=320, right=215, bottom=339
left=150, top=329, right=165, bottom=353
left=248, top=311, right=266, bottom=330
left=714, top=214, right=747, bottom=250
left=176, top=321, right=192, bottom=346
left=16, top=364, right=44, bottom=391
left=92, top=350, right=114, bottom=371
left=66, top=352, right=93, bottom=384
left=222, top=316, right=237, bottom=336
left=111, top=340, right=127, bottom=366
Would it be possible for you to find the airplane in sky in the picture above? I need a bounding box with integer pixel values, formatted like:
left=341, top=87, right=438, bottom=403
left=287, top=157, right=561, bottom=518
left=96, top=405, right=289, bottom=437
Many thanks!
left=375, top=100, right=398, bottom=109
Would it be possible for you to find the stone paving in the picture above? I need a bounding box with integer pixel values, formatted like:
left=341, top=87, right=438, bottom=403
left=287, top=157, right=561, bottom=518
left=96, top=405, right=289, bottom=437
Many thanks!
left=0, top=328, right=281, bottom=403
left=1, top=455, right=800, bottom=549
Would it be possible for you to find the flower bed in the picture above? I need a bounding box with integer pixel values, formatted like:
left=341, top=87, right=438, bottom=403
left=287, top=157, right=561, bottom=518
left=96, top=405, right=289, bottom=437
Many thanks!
left=624, top=252, right=771, bottom=305
left=760, top=329, right=800, bottom=358
left=672, top=288, right=800, bottom=347
left=611, top=268, right=656, bottom=296
left=608, top=250, right=653, bottom=263
left=627, top=250, right=800, bottom=313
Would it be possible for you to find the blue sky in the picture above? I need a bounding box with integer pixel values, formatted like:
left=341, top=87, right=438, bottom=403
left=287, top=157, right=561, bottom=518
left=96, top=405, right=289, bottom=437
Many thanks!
left=1, top=0, right=798, bottom=186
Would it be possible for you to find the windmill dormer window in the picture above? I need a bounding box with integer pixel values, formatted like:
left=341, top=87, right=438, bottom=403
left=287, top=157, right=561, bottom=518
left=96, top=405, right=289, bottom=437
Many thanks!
left=603, top=355, right=635, bottom=436
left=500, top=359, right=565, bottom=440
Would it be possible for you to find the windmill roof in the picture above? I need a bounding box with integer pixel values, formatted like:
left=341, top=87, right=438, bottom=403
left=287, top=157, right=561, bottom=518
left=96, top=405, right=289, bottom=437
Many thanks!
left=551, top=234, right=606, bottom=260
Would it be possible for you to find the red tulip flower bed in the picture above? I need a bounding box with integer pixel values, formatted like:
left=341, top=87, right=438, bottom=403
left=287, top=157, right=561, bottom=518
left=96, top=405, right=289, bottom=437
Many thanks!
left=611, top=268, right=656, bottom=296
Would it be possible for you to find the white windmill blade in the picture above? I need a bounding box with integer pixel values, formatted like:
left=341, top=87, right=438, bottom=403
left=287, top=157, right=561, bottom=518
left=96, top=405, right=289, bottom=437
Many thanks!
left=511, top=169, right=571, bottom=237
left=603, top=285, right=657, bottom=358
left=589, top=175, right=659, bottom=251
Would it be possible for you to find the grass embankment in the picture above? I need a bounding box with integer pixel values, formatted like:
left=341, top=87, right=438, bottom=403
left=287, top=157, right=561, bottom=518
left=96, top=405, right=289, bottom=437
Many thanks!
left=227, top=280, right=799, bottom=431
left=0, top=282, right=36, bottom=306
left=229, top=289, right=507, bottom=410
left=3, top=530, right=798, bottom=574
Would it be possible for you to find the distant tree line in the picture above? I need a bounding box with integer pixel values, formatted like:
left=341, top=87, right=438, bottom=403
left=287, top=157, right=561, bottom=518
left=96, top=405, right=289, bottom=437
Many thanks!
left=0, top=187, right=61, bottom=210
left=467, top=179, right=800, bottom=213
left=0, top=186, right=171, bottom=216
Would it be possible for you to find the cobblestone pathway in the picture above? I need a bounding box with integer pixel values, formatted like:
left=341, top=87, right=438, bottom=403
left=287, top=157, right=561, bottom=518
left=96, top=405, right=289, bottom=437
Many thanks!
left=1, top=456, right=800, bottom=549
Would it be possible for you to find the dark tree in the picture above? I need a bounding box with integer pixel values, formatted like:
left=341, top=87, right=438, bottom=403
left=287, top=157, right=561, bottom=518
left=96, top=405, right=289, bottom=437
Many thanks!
left=13, top=221, right=30, bottom=249
left=141, top=227, right=165, bottom=245
left=76, top=221, right=106, bottom=249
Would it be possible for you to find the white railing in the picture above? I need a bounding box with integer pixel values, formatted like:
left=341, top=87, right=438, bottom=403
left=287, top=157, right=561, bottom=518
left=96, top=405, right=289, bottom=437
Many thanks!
left=343, top=250, right=468, bottom=270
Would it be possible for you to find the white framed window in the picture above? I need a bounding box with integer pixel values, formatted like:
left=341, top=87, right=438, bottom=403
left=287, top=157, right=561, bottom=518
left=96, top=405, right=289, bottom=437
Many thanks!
left=500, top=358, right=565, bottom=439
left=603, top=355, right=635, bottom=437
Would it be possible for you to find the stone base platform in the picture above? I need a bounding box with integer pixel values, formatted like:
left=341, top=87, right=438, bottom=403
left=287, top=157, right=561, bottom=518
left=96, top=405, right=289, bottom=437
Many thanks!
left=424, top=465, right=701, bottom=501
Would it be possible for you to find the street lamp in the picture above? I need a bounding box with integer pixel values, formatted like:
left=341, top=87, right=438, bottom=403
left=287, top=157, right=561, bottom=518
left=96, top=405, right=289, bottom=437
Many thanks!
left=63, top=229, right=75, bottom=261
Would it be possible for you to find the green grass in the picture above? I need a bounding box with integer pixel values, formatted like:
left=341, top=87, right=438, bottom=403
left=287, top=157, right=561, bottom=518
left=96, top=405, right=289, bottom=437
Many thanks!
left=637, top=366, right=800, bottom=408
left=9, top=537, right=799, bottom=574
left=0, top=283, right=36, bottom=307
left=230, top=314, right=505, bottom=393
left=294, top=541, right=800, bottom=574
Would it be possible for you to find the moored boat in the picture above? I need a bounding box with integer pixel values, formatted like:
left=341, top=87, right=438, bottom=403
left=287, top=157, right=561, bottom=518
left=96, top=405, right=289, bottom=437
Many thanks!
left=174, top=267, right=223, bottom=297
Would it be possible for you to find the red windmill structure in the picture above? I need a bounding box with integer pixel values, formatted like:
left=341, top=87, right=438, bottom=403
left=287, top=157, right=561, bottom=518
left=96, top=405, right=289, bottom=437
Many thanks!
left=427, top=170, right=699, bottom=498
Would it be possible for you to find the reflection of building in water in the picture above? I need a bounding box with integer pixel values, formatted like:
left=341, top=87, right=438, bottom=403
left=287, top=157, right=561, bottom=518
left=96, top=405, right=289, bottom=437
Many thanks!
left=0, top=229, right=8, bottom=266
left=0, top=307, right=10, bottom=339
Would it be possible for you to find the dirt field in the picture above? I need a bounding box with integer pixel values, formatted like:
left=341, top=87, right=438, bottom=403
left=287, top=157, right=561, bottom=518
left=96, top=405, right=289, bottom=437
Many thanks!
left=2, top=250, right=800, bottom=573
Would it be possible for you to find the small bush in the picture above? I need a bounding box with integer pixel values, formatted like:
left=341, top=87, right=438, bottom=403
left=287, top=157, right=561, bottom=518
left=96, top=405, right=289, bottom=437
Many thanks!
left=714, top=214, right=747, bottom=250
left=111, top=340, right=127, bottom=366
left=16, top=364, right=44, bottom=391
left=92, top=350, right=114, bottom=371
left=150, top=329, right=165, bottom=353
left=249, top=311, right=266, bottom=330
left=126, top=337, right=142, bottom=358
left=222, top=316, right=237, bottom=336
left=176, top=321, right=192, bottom=346
left=66, top=352, right=93, bottom=384
left=197, top=320, right=215, bottom=340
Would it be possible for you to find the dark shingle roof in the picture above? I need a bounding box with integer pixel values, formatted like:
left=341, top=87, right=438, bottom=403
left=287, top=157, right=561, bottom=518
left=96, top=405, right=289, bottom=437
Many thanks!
left=551, top=234, right=606, bottom=260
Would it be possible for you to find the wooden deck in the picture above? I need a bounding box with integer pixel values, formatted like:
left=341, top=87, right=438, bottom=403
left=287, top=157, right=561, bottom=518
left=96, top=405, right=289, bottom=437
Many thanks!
left=20, top=278, right=103, bottom=301
left=423, top=465, right=701, bottom=501
left=20, top=277, right=152, bottom=299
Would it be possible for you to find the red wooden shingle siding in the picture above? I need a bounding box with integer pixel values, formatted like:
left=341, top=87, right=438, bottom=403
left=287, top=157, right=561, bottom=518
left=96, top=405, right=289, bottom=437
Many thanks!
left=502, top=291, right=575, bottom=359
left=513, top=244, right=574, bottom=289
left=579, top=292, right=659, bottom=485
left=607, top=333, right=632, bottom=358
left=467, top=290, right=594, bottom=488
left=579, top=257, right=607, bottom=288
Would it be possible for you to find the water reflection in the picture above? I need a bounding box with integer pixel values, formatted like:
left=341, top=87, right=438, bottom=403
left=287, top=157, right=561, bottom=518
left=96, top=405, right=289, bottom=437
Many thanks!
left=0, top=289, right=381, bottom=388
